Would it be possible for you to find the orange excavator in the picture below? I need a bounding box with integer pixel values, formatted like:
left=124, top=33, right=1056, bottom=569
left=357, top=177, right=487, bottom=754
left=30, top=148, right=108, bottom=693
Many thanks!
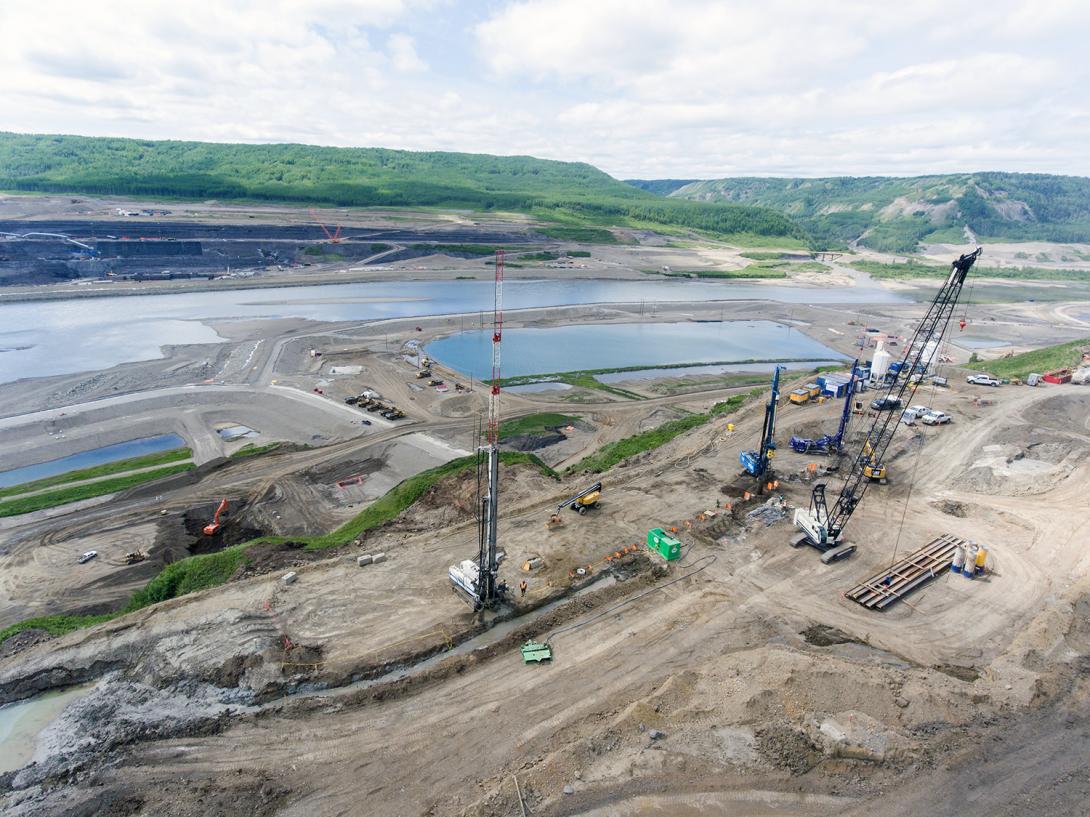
left=203, top=499, right=228, bottom=536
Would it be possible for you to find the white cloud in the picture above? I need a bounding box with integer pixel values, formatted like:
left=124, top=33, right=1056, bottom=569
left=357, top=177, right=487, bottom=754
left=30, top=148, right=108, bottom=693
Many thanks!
left=0, top=0, right=1087, bottom=178
left=388, top=34, right=427, bottom=72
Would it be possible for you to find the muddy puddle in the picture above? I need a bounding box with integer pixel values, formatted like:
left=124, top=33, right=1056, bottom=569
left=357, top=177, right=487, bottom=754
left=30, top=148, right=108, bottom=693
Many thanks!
left=0, top=684, right=92, bottom=774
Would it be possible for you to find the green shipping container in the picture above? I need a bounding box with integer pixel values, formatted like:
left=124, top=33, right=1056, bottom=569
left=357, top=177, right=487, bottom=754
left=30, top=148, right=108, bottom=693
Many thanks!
left=647, top=528, right=681, bottom=561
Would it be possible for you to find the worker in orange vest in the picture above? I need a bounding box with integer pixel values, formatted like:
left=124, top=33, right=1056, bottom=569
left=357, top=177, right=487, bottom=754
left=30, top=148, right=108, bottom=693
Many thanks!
left=519, top=579, right=527, bottom=597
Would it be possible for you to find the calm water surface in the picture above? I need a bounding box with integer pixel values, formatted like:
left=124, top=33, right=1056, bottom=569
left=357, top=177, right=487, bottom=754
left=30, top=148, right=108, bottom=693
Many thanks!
left=0, top=279, right=900, bottom=384
left=427, top=321, right=847, bottom=380
left=0, top=433, right=186, bottom=487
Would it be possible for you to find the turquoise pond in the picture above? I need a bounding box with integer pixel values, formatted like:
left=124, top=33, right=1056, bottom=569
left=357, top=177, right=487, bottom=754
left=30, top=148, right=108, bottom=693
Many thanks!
left=426, top=321, right=847, bottom=380
left=0, top=433, right=186, bottom=488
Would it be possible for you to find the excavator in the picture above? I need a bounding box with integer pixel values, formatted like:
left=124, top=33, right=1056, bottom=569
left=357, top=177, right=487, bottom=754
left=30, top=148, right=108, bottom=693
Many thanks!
left=791, top=249, right=981, bottom=564
left=203, top=498, right=228, bottom=536
left=789, top=361, right=859, bottom=455
left=740, top=366, right=783, bottom=486
left=547, top=481, right=602, bottom=527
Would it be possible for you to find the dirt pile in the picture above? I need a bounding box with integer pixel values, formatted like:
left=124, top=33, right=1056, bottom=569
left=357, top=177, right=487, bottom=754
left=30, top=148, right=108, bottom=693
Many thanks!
left=755, top=722, right=821, bottom=774
left=232, top=541, right=328, bottom=581
left=393, top=463, right=558, bottom=533
left=502, top=430, right=566, bottom=452
left=0, top=630, right=51, bottom=661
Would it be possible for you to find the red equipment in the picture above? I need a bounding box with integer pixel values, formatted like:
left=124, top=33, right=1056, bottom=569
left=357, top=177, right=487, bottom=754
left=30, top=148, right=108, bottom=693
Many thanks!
left=308, top=209, right=342, bottom=243
left=487, top=250, right=504, bottom=445
left=203, top=499, right=228, bottom=536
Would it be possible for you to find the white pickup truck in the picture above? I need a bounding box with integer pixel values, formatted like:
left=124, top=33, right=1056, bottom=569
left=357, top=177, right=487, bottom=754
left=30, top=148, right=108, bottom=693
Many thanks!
left=967, top=374, right=1001, bottom=387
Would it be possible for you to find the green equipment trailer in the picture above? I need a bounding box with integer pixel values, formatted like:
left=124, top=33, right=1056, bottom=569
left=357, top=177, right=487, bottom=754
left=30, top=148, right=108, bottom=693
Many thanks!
left=520, top=640, right=553, bottom=663
left=647, top=528, right=682, bottom=561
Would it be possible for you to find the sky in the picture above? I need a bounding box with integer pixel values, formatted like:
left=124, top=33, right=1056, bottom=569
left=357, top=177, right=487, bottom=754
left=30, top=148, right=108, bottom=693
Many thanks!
left=1, top=0, right=1088, bottom=179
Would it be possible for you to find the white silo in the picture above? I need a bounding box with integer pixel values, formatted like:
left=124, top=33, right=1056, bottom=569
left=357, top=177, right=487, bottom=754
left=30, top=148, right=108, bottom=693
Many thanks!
left=870, top=341, right=892, bottom=385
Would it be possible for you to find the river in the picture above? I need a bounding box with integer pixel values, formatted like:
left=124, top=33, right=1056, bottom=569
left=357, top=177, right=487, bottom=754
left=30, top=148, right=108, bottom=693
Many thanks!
left=0, top=278, right=902, bottom=384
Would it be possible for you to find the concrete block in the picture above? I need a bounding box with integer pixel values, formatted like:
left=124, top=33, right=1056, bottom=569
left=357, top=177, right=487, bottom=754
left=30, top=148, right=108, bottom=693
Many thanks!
left=357, top=554, right=373, bottom=567
left=371, top=552, right=387, bottom=564
left=281, top=571, right=297, bottom=586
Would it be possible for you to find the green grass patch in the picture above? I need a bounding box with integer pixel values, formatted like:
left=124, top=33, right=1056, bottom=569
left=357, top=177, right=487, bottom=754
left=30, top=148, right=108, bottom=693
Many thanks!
left=538, top=226, right=616, bottom=243
left=642, top=259, right=829, bottom=280
left=0, top=447, right=191, bottom=499
left=739, top=251, right=785, bottom=260
left=568, top=389, right=760, bottom=473
left=648, top=372, right=771, bottom=395
left=966, top=338, right=1090, bottom=379
left=851, top=259, right=1090, bottom=283
left=0, top=463, right=195, bottom=517
left=414, top=243, right=499, bottom=256
left=568, top=250, right=591, bottom=257
left=230, top=442, right=282, bottom=458
left=498, top=358, right=834, bottom=391
left=0, top=613, right=117, bottom=646
left=499, top=413, right=579, bottom=439
left=124, top=545, right=247, bottom=612
left=721, top=233, right=809, bottom=249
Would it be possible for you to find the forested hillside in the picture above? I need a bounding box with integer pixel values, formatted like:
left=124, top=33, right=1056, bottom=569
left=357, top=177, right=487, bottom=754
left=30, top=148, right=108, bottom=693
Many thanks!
left=625, top=179, right=697, bottom=196
left=0, top=133, right=805, bottom=242
left=652, top=173, right=1090, bottom=251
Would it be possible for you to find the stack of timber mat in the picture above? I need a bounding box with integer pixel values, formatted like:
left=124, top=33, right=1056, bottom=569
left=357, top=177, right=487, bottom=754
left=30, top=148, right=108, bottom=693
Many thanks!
left=845, top=533, right=964, bottom=611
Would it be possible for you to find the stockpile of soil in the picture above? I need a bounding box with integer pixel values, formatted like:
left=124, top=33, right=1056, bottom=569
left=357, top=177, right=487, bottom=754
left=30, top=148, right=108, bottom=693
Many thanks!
left=392, top=463, right=558, bottom=533
left=0, top=629, right=52, bottom=660
left=232, top=541, right=328, bottom=581
left=304, top=454, right=387, bottom=487
left=502, top=431, right=566, bottom=452
left=182, top=501, right=264, bottom=554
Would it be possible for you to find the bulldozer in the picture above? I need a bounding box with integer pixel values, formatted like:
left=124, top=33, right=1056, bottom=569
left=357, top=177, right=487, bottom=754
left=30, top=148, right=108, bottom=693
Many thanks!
left=547, top=482, right=602, bottom=527
left=416, top=368, right=432, bottom=379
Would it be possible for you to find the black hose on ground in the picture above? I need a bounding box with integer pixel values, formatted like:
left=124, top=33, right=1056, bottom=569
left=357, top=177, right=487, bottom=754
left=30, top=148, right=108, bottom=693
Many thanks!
left=544, top=553, right=717, bottom=646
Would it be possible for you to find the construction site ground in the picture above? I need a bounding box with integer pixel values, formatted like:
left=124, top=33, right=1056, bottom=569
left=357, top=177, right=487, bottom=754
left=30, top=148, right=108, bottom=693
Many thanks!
left=2, top=226, right=1090, bottom=814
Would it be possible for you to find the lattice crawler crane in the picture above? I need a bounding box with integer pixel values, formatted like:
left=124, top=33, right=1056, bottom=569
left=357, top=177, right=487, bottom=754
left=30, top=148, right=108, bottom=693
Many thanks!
left=791, top=249, right=982, bottom=563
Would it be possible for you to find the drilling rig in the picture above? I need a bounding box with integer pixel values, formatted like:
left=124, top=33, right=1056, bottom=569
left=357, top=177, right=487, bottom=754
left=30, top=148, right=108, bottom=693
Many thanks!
left=790, top=248, right=981, bottom=563
left=739, top=365, right=784, bottom=487
left=789, top=360, right=860, bottom=455
left=448, top=250, right=508, bottom=610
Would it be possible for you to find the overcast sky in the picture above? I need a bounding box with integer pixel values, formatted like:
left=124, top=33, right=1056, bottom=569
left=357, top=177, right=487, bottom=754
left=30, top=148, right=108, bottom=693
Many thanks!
left=2, top=0, right=1088, bottom=179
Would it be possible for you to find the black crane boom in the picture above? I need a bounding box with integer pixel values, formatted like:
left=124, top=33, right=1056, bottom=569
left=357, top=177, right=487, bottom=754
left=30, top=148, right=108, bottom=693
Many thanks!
left=793, top=248, right=981, bottom=552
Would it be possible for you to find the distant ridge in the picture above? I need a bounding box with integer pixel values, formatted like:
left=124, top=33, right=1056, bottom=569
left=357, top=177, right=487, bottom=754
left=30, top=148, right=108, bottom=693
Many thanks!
left=633, top=173, right=1090, bottom=251
left=0, top=132, right=805, bottom=243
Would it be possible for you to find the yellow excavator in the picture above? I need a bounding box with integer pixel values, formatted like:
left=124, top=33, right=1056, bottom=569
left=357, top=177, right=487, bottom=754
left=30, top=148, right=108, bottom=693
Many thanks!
left=861, top=440, right=888, bottom=484
left=547, top=481, right=602, bottom=527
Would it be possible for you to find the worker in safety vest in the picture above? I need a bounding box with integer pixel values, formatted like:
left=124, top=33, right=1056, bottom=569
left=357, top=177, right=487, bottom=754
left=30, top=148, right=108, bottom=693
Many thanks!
left=519, top=579, right=527, bottom=597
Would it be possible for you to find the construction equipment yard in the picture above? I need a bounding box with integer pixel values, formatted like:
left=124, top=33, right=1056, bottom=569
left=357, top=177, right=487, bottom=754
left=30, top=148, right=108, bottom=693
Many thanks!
left=2, top=237, right=1090, bottom=816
